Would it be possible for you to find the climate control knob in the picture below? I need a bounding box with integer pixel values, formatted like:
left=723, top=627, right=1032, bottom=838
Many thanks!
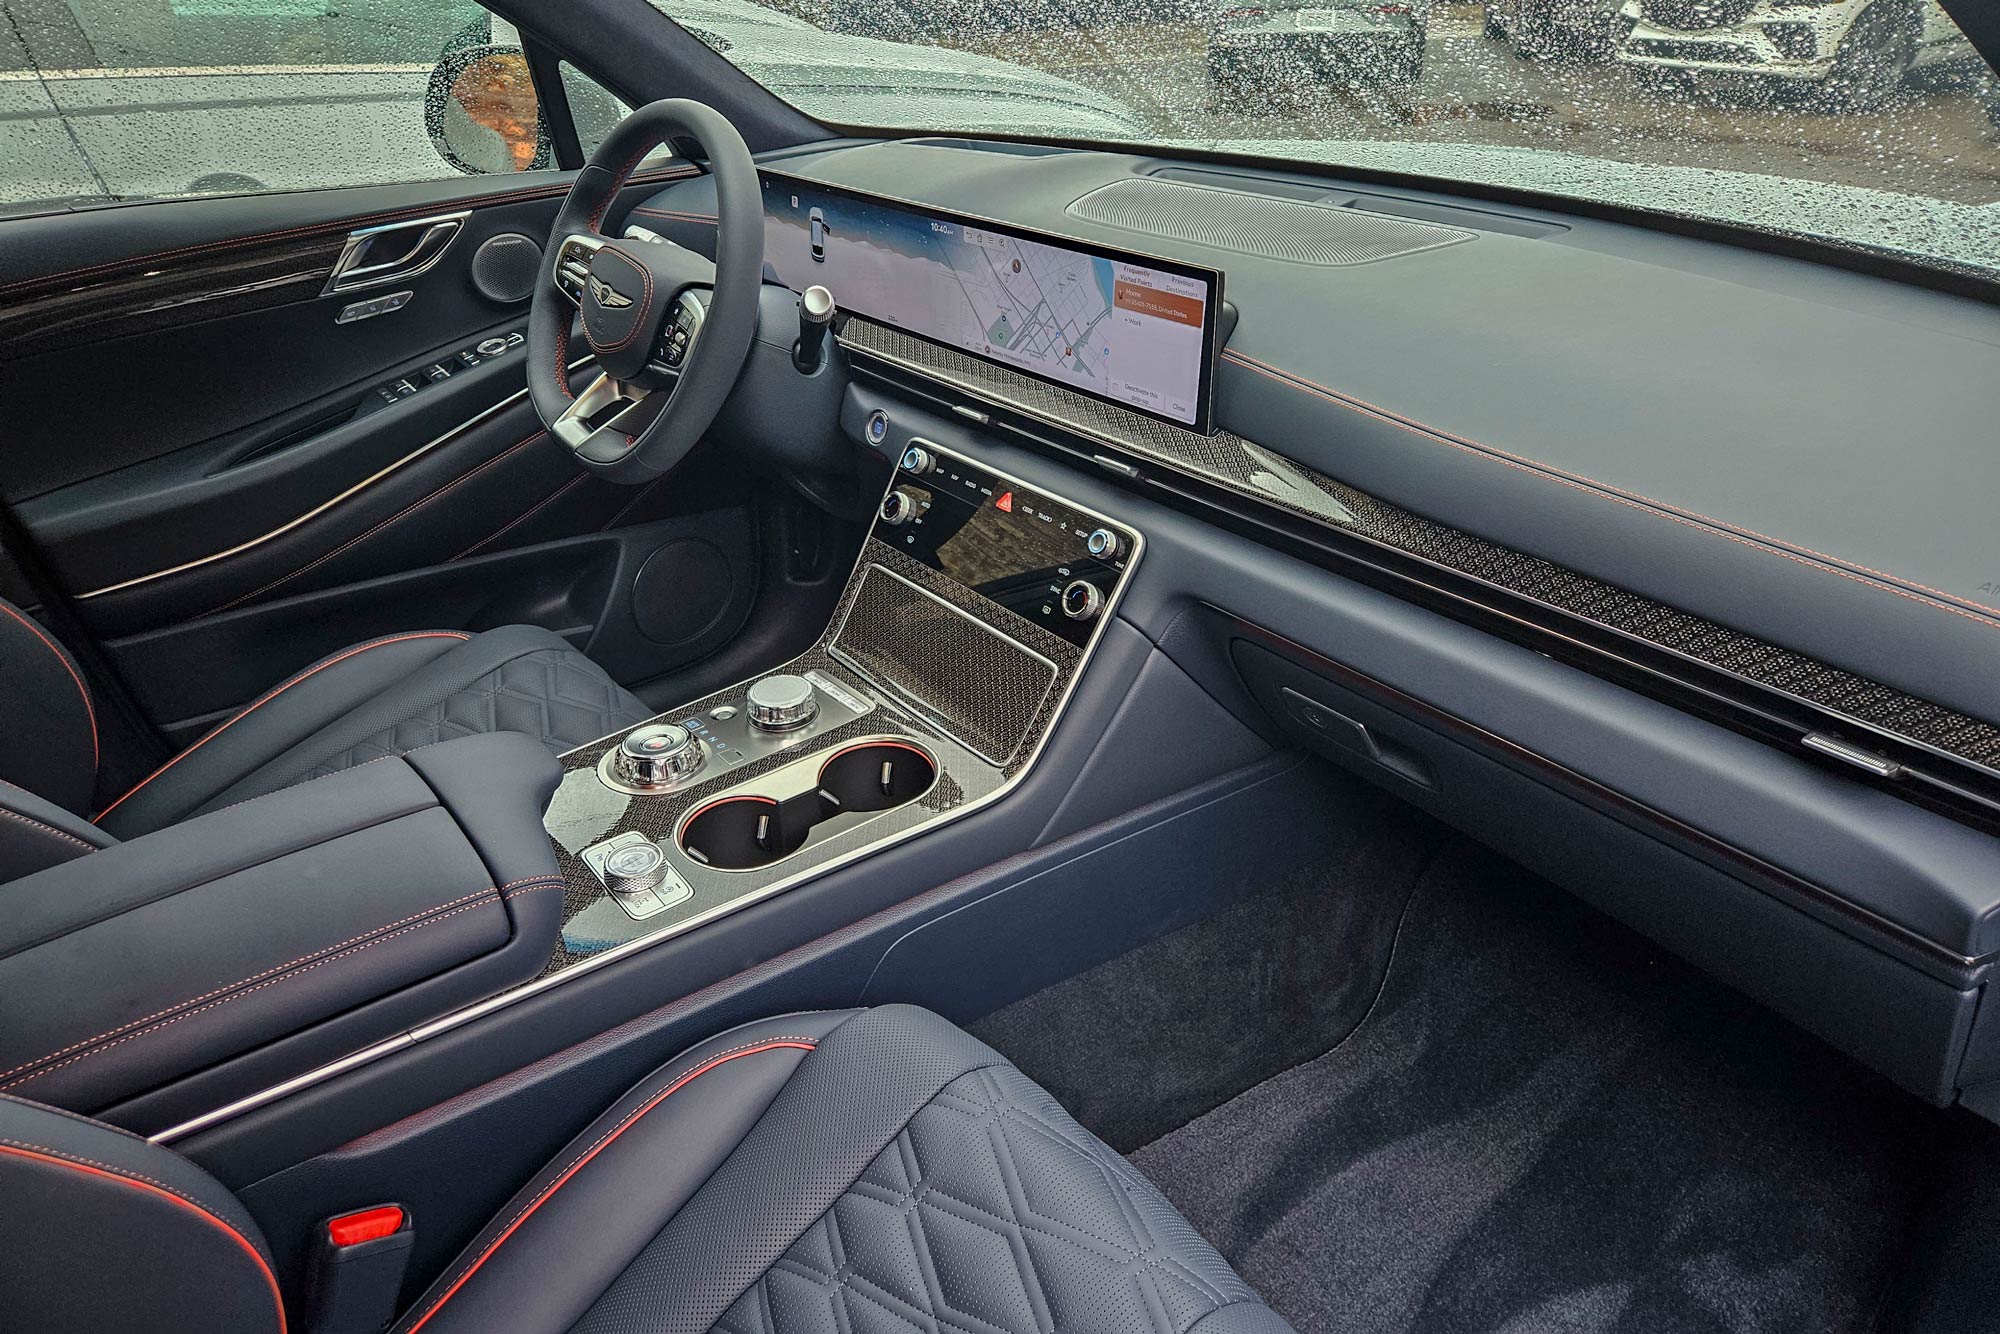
left=1060, top=579, right=1105, bottom=622
left=614, top=723, right=705, bottom=788
left=747, top=674, right=818, bottom=731
left=880, top=488, right=920, bottom=526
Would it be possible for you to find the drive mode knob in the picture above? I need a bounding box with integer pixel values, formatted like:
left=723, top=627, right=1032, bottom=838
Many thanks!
left=615, top=723, right=704, bottom=787
left=747, top=674, right=818, bottom=731
left=603, top=839, right=667, bottom=895
left=1060, top=579, right=1105, bottom=621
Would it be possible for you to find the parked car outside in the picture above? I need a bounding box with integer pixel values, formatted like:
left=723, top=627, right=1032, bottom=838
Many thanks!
left=1483, top=0, right=1625, bottom=63
left=0, top=0, right=1144, bottom=210
left=1209, top=0, right=1432, bottom=104
left=1613, top=0, right=1976, bottom=111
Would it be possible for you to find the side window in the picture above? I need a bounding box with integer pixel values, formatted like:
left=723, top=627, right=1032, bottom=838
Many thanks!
left=0, top=1, right=621, bottom=213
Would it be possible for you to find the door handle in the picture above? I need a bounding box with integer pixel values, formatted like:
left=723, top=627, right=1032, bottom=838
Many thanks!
left=323, top=211, right=469, bottom=294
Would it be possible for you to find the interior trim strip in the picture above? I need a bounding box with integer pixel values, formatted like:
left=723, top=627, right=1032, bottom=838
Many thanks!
left=77, top=355, right=594, bottom=601
left=146, top=444, right=1143, bottom=1146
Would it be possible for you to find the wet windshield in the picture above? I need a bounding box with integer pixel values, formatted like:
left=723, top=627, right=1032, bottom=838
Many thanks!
left=658, top=0, right=2000, bottom=280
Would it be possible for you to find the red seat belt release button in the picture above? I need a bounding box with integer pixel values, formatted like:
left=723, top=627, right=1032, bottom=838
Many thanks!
left=307, top=1203, right=415, bottom=1334
left=327, top=1205, right=405, bottom=1248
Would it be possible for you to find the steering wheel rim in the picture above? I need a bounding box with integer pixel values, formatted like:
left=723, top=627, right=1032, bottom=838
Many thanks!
left=527, top=98, right=764, bottom=484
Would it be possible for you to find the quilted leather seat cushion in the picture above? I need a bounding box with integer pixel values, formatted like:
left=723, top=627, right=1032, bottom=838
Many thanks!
left=97, top=624, right=652, bottom=839
left=395, top=1006, right=1296, bottom=1334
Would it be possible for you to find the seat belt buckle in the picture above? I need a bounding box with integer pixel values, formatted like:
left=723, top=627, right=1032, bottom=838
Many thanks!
left=306, top=1204, right=415, bottom=1334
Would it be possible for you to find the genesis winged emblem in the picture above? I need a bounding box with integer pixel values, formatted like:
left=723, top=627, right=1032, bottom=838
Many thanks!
left=588, top=274, right=633, bottom=309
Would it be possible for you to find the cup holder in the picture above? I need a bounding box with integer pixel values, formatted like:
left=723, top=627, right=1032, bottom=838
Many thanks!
left=679, top=740, right=938, bottom=871
left=817, top=742, right=937, bottom=814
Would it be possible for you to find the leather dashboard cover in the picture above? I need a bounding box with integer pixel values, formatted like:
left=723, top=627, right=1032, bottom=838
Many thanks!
left=0, top=732, right=563, bottom=1119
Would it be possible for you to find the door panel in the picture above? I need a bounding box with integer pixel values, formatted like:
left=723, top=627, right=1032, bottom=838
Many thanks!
left=1, top=163, right=758, bottom=740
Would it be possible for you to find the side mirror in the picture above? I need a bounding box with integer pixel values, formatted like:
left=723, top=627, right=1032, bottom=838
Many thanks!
left=425, top=45, right=554, bottom=176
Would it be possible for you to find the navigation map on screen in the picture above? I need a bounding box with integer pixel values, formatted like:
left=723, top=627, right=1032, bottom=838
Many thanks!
left=762, top=174, right=1218, bottom=430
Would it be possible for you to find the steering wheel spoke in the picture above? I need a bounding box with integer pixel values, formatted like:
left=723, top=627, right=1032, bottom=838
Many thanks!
left=552, top=372, right=661, bottom=456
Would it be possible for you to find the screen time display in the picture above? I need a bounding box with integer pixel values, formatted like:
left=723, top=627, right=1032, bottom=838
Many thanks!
left=762, top=172, right=1219, bottom=431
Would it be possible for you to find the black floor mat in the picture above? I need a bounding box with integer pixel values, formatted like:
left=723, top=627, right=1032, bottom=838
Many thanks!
left=1121, top=838, right=1943, bottom=1334
left=976, top=817, right=1970, bottom=1334
left=970, top=790, right=1447, bottom=1152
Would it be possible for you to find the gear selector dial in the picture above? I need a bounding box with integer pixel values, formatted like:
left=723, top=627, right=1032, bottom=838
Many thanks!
left=747, top=674, right=818, bottom=731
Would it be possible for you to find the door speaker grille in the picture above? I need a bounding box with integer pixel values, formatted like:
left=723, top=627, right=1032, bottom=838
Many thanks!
left=1067, top=177, right=1474, bottom=266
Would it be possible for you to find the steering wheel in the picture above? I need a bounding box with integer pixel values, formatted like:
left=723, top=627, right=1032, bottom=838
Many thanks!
left=527, top=100, right=764, bottom=484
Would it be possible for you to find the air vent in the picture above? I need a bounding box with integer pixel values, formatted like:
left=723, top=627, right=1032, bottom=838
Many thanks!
left=1067, top=177, right=1474, bottom=266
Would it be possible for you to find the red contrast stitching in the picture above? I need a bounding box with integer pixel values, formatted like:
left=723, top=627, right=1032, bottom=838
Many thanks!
left=1220, top=350, right=2000, bottom=632
left=0, top=880, right=529, bottom=1083
left=205, top=430, right=550, bottom=617
left=0, top=1141, right=287, bottom=1332
left=92, top=631, right=470, bottom=826
left=0, top=879, right=559, bottom=1093
left=630, top=206, right=717, bottom=225
left=588, top=144, right=660, bottom=231
left=553, top=320, right=575, bottom=401
left=0, top=804, right=98, bottom=856
left=454, top=475, right=589, bottom=562
left=0, top=167, right=698, bottom=302
left=0, top=602, right=97, bottom=773
left=402, top=1038, right=818, bottom=1333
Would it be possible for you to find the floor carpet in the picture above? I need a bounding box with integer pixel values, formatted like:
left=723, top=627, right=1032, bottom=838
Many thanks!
left=978, top=825, right=1960, bottom=1334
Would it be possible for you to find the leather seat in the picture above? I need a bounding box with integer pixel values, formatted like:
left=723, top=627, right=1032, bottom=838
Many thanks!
left=0, top=598, right=653, bottom=880
left=0, top=1006, right=1298, bottom=1334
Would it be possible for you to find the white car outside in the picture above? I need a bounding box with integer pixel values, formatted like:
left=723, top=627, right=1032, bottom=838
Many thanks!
left=1614, top=0, right=1972, bottom=107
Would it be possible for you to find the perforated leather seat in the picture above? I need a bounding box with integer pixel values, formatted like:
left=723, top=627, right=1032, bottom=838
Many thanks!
left=0, top=598, right=653, bottom=880
left=0, top=1006, right=1299, bottom=1334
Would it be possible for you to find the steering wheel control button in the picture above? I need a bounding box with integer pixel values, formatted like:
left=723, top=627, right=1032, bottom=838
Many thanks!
left=1061, top=579, right=1105, bottom=622
left=880, top=488, right=920, bottom=526
left=1085, top=528, right=1122, bottom=560
left=865, top=409, right=890, bottom=447
left=747, top=674, right=819, bottom=732
left=613, top=723, right=706, bottom=788
left=900, top=445, right=935, bottom=476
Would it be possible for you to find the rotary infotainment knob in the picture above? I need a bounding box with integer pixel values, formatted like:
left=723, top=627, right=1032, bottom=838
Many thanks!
left=614, top=723, right=705, bottom=787
left=747, top=674, right=818, bottom=731
left=1085, top=528, right=1122, bottom=560
left=880, top=488, right=919, bottom=526
left=1061, top=579, right=1105, bottom=622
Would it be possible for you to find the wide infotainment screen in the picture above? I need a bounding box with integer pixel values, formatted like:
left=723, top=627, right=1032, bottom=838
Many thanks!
left=762, top=172, right=1221, bottom=433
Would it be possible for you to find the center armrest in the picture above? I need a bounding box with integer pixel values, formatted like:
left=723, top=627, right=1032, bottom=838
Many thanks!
left=0, top=732, right=563, bottom=1127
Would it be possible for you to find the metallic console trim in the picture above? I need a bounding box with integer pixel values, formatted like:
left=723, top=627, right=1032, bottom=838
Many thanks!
left=79, top=354, right=594, bottom=600
left=149, top=442, right=1141, bottom=1146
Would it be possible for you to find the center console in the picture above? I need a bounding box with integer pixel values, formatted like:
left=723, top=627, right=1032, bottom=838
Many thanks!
left=541, top=437, right=1141, bottom=971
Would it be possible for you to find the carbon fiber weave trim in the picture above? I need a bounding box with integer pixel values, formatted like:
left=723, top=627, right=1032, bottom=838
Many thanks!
left=840, top=317, right=2000, bottom=776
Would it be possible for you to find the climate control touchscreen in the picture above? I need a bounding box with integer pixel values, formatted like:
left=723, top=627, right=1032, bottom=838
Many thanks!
left=878, top=443, right=1137, bottom=648
left=762, top=171, right=1221, bottom=433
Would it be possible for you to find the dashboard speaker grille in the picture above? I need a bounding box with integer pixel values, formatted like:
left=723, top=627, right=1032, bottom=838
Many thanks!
left=832, top=563, right=1059, bottom=765
left=1067, top=178, right=1474, bottom=266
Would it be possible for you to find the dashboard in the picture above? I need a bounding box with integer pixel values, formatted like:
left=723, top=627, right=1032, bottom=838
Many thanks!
left=641, top=136, right=2000, bottom=1116
left=761, top=170, right=1220, bottom=432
